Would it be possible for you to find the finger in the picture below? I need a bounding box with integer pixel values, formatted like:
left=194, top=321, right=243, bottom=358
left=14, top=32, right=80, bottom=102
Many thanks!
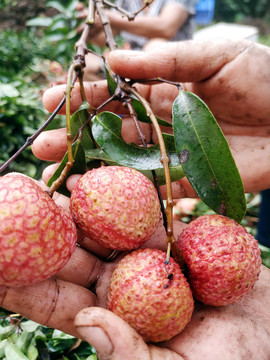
left=42, top=163, right=61, bottom=184
left=42, top=81, right=148, bottom=115
left=42, top=167, right=81, bottom=193
left=32, top=128, right=67, bottom=162
left=66, top=174, right=82, bottom=191
left=33, top=120, right=153, bottom=164
left=0, top=279, right=96, bottom=338
left=160, top=134, right=270, bottom=199
left=165, top=266, right=270, bottom=359
left=54, top=246, right=104, bottom=288
left=75, top=307, right=180, bottom=360
left=142, top=218, right=188, bottom=252
left=227, top=135, right=270, bottom=193
left=107, top=39, right=250, bottom=82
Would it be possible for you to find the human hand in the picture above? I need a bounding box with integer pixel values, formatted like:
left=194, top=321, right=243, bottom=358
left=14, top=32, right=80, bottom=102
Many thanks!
left=33, top=38, right=270, bottom=198
left=1, top=176, right=270, bottom=360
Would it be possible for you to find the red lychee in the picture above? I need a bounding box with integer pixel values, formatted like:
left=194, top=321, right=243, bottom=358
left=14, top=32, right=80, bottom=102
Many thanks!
left=0, top=173, right=77, bottom=287
left=177, top=214, right=262, bottom=306
left=107, top=248, right=194, bottom=343
left=70, top=166, right=161, bottom=250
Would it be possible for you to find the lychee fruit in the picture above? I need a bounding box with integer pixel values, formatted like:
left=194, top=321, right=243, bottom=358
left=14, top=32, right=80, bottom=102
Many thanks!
left=177, top=214, right=262, bottom=306
left=0, top=173, right=77, bottom=287
left=70, top=166, right=161, bottom=250
left=107, top=248, right=194, bottom=343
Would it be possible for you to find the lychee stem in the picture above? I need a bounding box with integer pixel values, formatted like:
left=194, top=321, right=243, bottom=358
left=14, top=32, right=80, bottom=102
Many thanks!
left=121, top=83, right=176, bottom=257
left=48, top=64, right=77, bottom=195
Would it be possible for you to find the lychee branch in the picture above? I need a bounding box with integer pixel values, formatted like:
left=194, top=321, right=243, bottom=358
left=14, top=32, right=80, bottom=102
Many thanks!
left=122, top=83, right=175, bottom=263
left=48, top=1, right=99, bottom=194
left=125, top=98, right=167, bottom=230
left=103, top=0, right=154, bottom=20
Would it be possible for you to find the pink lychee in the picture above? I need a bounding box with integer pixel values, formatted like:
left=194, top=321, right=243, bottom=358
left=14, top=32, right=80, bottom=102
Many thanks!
left=0, top=173, right=77, bottom=287
left=70, top=166, right=161, bottom=250
left=177, top=214, right=262, bottom=306
left=107, top=248, right=194, bottom=342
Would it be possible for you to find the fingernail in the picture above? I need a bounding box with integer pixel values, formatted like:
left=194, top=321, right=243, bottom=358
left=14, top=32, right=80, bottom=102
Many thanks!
left=77, top=326, right=113, bottom=356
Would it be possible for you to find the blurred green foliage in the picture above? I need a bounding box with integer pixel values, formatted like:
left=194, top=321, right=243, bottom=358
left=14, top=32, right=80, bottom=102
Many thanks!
left=0, top=29, right=53, bottom=178
left=27, top=0, right=81, bottom=67
left=0, top=309, right=97, bottom=360
left=214, top=0, right=270, bottom=22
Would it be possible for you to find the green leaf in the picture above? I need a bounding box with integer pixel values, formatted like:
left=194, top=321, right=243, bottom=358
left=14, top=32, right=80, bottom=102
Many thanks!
left=71, top=102, right=95, bottom=150
left=0, top=83, right=19, bottom=98
left=20, top=320, right=40, bottom=333
left=85, top=148, right=183, bottom=185
left=47, top=140, right=86, bottom=196
left=47, top=338, right=76, bottom=353
left=26, top=17, right=53, bottom=27
left=5, top=339, right=29, bottom=360
left=0, top=339, right=7, bottom=358
left=15, top=331, right=35, bottom=354
left=131, top=97, right=172, bottom=127
left=91, top=112, right=184, bottom=185
left=85, top=148, right=117, bottom=165
left=172, top=90, right=246, bottom=222
left=26, top=344, right=38, bottom=360
left=104, top=62, right=116, bottom=97
left=47, top=1, right=67, bottom=13
left=104, top=65, right=171, bottom=127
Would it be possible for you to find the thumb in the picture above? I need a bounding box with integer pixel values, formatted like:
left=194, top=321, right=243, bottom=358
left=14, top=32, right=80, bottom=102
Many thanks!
left=107, top=39, right=249, bottom=83
left=74, top=307, right=150, bottom=360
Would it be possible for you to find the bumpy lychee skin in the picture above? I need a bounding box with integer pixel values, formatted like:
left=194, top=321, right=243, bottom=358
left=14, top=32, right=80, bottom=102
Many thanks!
left=177, top=214, right=262, bottom=306
left=0, top=173, right=77, bottom=287
left=107, top=248, right=194, bottom=343
left=70, top=166, right=161, bottom=250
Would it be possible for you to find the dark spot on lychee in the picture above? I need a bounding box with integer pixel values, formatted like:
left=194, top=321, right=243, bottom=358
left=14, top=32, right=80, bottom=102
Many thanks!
left=167, top=273, right=173, bottom=280
left=179, top=150, right=190, bottom=164
left=164, top=284, right=169, bottom=289
left=219, top=202, right=227, bottom=215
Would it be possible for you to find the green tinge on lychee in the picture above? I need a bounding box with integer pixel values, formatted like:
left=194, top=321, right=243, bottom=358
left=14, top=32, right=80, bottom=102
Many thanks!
left=70, top=166, right=161, bottom=250
left=107, top=248, right=194, bottom=343
left=0, top=173, right=77, bottom=287
left=177, top=214, right=262, bottom=306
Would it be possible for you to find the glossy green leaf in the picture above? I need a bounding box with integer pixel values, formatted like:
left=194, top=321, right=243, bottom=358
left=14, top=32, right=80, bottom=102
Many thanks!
left=85, top=148, right=118, bottom=166
left=71, top=102, right=95, bottom=150
left=104, top=65, right=171, bottom=127
left=173, top=90, right=246, bottom=222
left=47, top=140, right=86, bottom=196
left=91, top=112, right=184, bottom=184
left=104, top=62, right=117, bottom=97
left=85, top=147, right=184, bottom=185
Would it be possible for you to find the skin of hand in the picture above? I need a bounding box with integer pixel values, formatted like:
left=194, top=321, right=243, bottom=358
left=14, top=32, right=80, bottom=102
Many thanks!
left=33, top=38, right=270, bottom=198
left=1, top=177, right=270, bottom=360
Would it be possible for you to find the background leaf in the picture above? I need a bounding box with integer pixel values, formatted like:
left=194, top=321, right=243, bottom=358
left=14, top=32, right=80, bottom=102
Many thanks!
left=173, top=90, right=246, bottom=222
